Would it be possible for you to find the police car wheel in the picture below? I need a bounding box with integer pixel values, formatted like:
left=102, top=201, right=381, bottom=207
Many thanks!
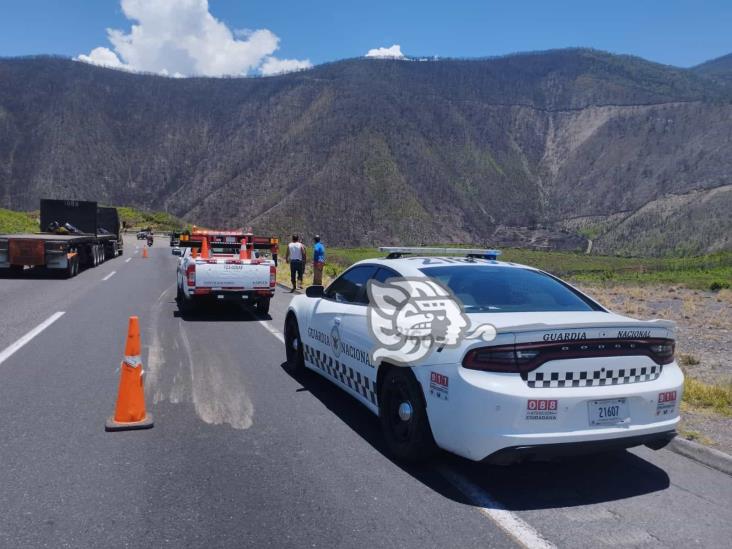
left=379, top=368, right=437, bottom=462
left=284, top=316, right=305, bottom=374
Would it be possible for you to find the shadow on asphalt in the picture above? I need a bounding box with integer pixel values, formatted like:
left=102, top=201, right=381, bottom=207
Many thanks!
left=0, top=267, right=66, bottom=279
left=281, top=362, right=671, bottom=512
left=174, top=300, right=271, bottom=322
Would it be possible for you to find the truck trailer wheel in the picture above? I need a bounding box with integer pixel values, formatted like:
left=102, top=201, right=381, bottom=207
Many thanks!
left=66, top=257, right=78, bottom=278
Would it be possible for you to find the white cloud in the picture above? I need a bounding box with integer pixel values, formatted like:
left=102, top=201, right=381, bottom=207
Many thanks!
left=260, top=56, right=313, bottom=76
left=365, top=44, right=405, bottom=59
left=76, top=47, right=125, bottom=69
left=75, top=0, right=311, bottom=77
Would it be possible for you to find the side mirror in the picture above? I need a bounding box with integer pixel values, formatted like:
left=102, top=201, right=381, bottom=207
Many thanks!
left=172, top=248, right=182, bottom=256
left=305, top=285, right=324, bottom=298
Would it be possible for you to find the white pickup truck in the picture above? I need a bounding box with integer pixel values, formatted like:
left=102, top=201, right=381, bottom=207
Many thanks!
left=174, top=236, right=276, bottom=315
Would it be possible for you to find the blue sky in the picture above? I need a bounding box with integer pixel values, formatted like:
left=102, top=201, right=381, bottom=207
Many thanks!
left=1, top=0, right=730, bottom=74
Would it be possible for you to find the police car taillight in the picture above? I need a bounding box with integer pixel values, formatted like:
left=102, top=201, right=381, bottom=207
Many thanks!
left=462, top=345, right=538, bottom=373
left=186, top=264, right=195, bottom=286
left=649, top=342, right=675, bottom=364
left=270, top=265, right=276, bottom=287
left=464, top=338, right=676, bottom=372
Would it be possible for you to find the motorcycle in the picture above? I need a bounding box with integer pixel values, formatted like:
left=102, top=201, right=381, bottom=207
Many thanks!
left=146, top=235, right=154, bottom=247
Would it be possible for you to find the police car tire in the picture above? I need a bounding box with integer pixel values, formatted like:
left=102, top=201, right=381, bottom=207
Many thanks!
left=379, top=368, right=437, bottom=462
left=284, top=316, right=305, bottom=374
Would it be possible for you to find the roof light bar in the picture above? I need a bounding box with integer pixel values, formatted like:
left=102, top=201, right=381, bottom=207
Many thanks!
left=379, top=247, right=502, bottom=260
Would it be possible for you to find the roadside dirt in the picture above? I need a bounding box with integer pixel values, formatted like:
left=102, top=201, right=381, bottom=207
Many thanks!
left=578, top=283, right=732, bottom=455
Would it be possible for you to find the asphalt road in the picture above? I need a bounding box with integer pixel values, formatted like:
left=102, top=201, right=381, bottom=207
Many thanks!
left=0, top=235, right=730, bottom=548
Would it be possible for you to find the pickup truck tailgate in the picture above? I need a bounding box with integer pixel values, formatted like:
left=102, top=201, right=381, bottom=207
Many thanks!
left=195, top=261, right=271, bottom=289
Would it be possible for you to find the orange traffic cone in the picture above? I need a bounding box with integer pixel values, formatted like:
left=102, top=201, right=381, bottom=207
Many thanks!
left=239, top=238, right=250, bottom=260
left=200, top=238, right=210, bottom=259
left=105, top=316, right=153, bottom=432
left=142, top=246, right=149, bottom=258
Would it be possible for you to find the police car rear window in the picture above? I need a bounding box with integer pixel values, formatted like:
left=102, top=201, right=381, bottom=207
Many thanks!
left=419, top=265, right=602, bottom=313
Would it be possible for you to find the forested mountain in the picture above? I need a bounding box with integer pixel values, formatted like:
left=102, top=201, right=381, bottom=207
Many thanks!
left=693, top=53, right=732, bottom=83
left=1, top=49, right=731, bottom=255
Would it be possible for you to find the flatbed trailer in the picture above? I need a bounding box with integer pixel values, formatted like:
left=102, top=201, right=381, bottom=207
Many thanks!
left=0, top=199, right=123, bottom=278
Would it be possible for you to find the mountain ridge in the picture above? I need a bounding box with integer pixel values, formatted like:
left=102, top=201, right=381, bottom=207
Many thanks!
left=0, top=49, right=730, bottom=255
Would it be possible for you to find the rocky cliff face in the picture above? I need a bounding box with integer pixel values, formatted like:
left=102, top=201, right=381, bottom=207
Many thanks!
left=1, top=49, right=730, bottom=255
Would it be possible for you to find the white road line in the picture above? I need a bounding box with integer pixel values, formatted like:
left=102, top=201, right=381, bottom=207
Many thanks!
left=134, top=250, right=139, bottom=255
left=102, top=271, right=117, bottom=281
left=259, top=320, right=285, bottom=343
left=0, top=312, right=66, bottom=367
left=437, top=467, right=555, bottom=549
left=125, top=258, right=132, bottom=263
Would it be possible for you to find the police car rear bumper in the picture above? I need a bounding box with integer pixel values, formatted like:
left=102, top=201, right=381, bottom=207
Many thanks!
left=483, top=430, right=676, bottom=465
left=417, top=359, right=684, bottom=462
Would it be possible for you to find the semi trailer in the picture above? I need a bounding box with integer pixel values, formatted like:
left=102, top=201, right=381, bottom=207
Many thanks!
left=0, top=199, right=123, bottom=278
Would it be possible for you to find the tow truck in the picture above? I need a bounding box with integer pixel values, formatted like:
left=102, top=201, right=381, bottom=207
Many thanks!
left=0, top=199, right=123, bottom=278
left=174, top=230, right=279, bottom=315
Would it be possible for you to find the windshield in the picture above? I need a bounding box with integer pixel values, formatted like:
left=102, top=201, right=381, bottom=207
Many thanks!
left=210, top=244, right=242, bottom=255
left=419, top=265, right=603, bottom=313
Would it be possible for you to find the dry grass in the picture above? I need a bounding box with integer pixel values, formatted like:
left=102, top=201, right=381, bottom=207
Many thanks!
left=275, top=263, right=335, bottom=289
left=682, top=375, right=732, bottom=416
left=678, top=353, right=701, bottom=366
left=681, top=294, right=701, bottom=319
left=677, top=428, right=716, bottom=446
left=717, top=289, right=732, bottom=305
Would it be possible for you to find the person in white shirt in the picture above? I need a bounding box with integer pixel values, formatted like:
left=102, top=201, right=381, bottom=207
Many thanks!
left=285, top=234, right=307, bottom=291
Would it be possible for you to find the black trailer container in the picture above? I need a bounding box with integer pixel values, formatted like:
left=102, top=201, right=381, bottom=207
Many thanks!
left=0, top=199, right=123, bottom=278
left=97, top=206, right=124, bottom=258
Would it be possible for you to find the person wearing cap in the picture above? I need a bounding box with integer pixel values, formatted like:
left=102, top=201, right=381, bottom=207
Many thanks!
left=312, top=235, right=326, bottom=285
left=285, top=234, right=306, bottom=291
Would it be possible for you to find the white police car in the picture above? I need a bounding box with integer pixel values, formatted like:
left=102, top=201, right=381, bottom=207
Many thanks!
left=284, top=248, right=683, bottom=463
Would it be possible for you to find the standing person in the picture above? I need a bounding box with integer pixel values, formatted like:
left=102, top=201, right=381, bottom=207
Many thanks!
left=312, top=235, right=326, bottom=286
left=285, top=234, right=306, bottom=292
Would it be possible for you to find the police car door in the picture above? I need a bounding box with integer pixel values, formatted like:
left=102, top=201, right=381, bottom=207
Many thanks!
left=309, top=265, right=378, bottom=408
left=334, top=266, right=403, bottom=412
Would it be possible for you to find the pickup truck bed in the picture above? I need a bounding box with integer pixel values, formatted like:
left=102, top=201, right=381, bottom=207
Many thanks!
left=176, top=253, right=276, bottom=315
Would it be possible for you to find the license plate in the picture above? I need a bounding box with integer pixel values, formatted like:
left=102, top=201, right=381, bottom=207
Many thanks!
left=588, top=398, right=630, bottom=427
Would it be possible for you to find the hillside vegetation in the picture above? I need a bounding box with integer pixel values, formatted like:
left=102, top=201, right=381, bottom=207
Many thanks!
left=0, top=208, right=38, bottom=233
left=1, top=49, right=731, bottom=255
left=278, top=245, right=731, bottom=291
left=116, top=206, right=185, bottom=231
left=0, top=206, right=184, bottom=233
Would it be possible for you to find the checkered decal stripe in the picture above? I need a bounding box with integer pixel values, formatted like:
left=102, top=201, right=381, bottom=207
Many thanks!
left=304, top=345, right=377, bottom=405
left=527, top=365, right=662, bottom=388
